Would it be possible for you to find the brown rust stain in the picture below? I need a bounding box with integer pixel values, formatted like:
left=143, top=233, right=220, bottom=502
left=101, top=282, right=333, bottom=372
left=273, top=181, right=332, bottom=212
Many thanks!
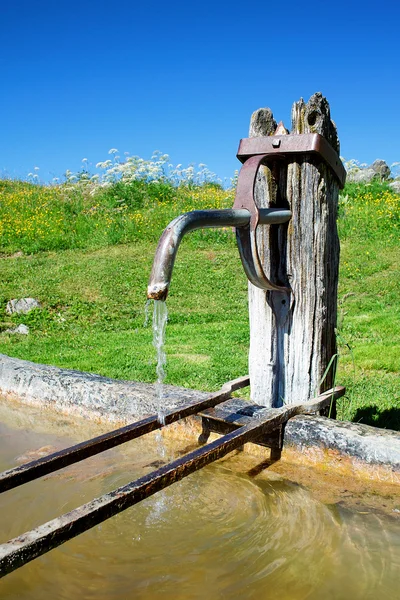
left=164, top=417, right=400, bottom=515
left=263, top=450, right=400, bottom=515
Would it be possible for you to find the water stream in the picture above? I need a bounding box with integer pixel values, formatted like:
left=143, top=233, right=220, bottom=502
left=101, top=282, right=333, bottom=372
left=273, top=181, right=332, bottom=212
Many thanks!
left=151, top=300, right=169, bottom=426
left=0, top=401, right=399, bottom=599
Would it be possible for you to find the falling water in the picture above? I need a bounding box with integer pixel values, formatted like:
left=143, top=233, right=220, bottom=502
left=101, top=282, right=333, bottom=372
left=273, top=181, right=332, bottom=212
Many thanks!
left=152, top=300, right=169, bottom=425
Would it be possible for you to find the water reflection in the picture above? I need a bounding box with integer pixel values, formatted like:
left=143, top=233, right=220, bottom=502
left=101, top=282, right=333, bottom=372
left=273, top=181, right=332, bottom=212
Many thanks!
left=0, top=405, right=399, bottom=599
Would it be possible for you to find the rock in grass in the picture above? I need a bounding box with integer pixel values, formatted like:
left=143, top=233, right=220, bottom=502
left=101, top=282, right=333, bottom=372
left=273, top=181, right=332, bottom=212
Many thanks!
left=5, top=324, right=29, bottom=335
left=346, top=168, right=377, bottom=183
left=389, top=180, right=400, bottom=194
left=6, top=298, right=41, bottom=315
left=346, top=159, right=391, bottom=183
left=370, top=159, right=391, bottom=180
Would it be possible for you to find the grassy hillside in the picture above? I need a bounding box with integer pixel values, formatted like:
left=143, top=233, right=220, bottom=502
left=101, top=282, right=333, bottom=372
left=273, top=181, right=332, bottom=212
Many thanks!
left=0, top=176, right=399, bottom=429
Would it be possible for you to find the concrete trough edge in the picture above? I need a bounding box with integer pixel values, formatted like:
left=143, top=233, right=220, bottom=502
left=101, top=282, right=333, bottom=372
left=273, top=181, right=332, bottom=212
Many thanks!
left=0, top=353, right=208, bottom=423
left=0, top=354, right=399, bottom=475
left=284, top=415, right=400, bottom=472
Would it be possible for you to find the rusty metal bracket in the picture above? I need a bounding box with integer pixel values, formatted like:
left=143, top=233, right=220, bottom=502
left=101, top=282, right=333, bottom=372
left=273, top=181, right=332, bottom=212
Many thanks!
left=232, top=132, right=345, bottom=293
left=233, top=153, right=290, bottom=292
left=237, top=133, right=346, bottom=188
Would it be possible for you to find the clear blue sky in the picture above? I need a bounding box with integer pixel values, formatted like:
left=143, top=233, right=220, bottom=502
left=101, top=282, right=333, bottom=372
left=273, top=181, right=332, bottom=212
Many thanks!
left=1, top=0, right=399, bottom=184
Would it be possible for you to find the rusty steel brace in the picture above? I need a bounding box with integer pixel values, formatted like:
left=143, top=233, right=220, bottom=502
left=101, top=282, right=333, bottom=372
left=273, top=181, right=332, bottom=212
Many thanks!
left=233, top=132, right=346, bottom=293
left=232, top=152, right=289, bottom=292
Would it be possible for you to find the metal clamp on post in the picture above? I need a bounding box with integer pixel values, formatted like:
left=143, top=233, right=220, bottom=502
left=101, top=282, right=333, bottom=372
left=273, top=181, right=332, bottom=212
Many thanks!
left=232, top=133, right=346, bottom=292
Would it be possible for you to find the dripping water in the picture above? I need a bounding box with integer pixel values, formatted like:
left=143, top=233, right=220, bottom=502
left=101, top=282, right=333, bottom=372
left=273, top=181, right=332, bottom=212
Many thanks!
left=152, top=300, right=168, bottom=426
left=151, top=299, right=169, bottom=513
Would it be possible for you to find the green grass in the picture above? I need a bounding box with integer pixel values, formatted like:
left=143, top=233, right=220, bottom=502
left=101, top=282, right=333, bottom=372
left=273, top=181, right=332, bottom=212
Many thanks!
left=0, top=242, right=249, bottom=389
left=0, top=179, right=399, bottom=429
left=336, top=241, right=399, bottom=426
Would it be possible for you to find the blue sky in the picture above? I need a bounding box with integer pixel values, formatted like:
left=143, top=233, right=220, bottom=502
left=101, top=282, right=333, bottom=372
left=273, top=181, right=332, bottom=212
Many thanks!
left=1, top=0, right=399, bottom=184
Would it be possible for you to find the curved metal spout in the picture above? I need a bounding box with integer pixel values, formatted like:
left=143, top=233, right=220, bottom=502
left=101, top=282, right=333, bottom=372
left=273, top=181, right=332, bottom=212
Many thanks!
left=147, top=208, right=291, bottom=300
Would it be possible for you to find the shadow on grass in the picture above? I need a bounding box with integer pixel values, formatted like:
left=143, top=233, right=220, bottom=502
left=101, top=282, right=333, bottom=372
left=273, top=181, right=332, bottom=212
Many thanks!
left=353, top=406, right=400, bottom=431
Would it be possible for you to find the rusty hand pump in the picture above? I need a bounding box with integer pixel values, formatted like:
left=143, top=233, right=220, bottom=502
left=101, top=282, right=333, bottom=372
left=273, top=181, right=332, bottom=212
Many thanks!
left=147, top=132, right=345, bottom=301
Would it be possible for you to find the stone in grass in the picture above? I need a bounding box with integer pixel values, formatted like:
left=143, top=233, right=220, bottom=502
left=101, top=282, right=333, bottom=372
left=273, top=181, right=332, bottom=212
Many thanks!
left=346, top=159, right=391, bottom=183
left=5, top=324, right=29, bottom=335
left=346, top=168, right=377, bottom=183
left=389, top=180, right=400, bottom=194
left=6, top=298, right=41, bottom=315
left=370, top=159, right=391, bottom=180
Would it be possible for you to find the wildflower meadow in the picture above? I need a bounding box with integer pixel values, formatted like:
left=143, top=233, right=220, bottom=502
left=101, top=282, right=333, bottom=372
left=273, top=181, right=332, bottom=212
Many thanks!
left=0, top=151, right=235, bottom=255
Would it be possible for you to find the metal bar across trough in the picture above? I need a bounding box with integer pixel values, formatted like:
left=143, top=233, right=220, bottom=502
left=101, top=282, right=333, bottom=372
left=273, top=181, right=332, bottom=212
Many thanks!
left=0, top=385, right=345, bottom=577
left=0, top=376, right=250, bottom=494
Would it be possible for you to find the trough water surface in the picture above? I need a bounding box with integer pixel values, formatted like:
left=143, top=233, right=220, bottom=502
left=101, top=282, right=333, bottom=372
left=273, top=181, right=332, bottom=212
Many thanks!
left=0, top=398, right=399, bottom=600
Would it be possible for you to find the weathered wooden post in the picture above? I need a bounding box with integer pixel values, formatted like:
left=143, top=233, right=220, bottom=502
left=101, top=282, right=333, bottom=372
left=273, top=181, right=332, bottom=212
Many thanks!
left=247, top=93, right=343, bottom=408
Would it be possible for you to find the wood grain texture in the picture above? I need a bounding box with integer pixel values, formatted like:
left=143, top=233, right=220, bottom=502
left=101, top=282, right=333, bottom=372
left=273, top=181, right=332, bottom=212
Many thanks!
left=248, top=93, right=340, bottom=407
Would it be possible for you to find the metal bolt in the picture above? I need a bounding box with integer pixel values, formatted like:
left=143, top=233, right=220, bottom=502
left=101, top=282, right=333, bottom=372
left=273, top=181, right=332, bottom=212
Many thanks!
left=272, top=139, right=281, bottom=148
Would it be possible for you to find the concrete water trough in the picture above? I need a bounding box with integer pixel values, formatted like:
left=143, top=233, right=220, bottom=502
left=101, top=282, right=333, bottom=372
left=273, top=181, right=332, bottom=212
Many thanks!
left=1, top=353, right=399, bottom=485
left=0, top=352, right=399, bottom=595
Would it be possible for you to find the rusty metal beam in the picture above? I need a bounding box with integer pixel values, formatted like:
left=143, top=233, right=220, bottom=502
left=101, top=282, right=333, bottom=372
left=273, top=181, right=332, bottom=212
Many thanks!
left=237, top=133, right=346, bottom=188
left=0, top=386, right=344, bottom=577
left=0, top=376, right=249, bottom=494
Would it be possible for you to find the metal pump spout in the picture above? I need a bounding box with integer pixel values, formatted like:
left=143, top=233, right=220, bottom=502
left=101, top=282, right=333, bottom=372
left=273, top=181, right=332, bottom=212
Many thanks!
left=147, top=209, right=247, bottom=301
left=147, top=207, right=291, bottom=301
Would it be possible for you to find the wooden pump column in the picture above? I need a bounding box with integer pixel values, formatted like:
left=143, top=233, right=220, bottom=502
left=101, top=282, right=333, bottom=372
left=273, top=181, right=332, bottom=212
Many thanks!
left=248, top=93, right=341, bottom=407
